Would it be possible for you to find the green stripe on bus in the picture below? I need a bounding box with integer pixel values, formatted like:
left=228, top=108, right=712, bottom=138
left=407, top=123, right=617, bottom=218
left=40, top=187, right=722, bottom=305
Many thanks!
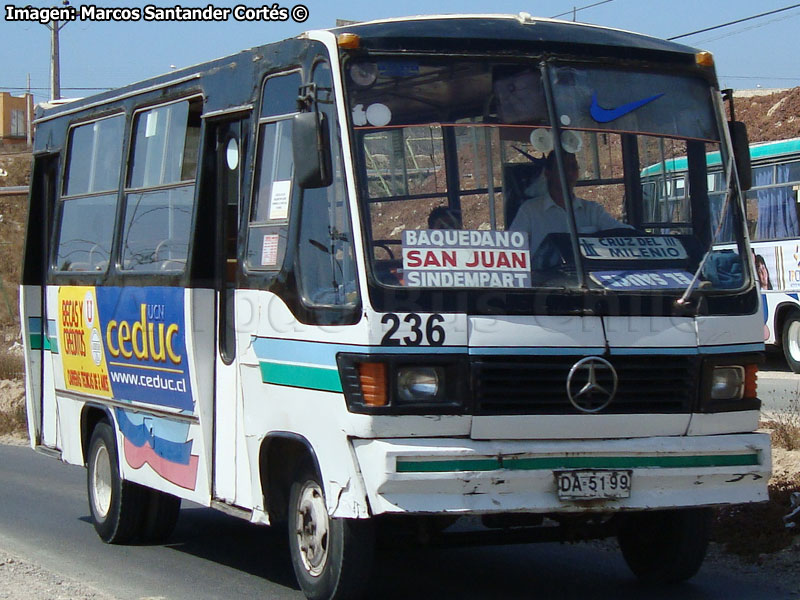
left=397, top=459, right=503, bottom=473
left=30, top=334, right=59, bottom=353
left=29, top=333, right=43, bottom=350
left=259, top=361, right=343, bottom=393
left=396, top=453, right=759, bottom=473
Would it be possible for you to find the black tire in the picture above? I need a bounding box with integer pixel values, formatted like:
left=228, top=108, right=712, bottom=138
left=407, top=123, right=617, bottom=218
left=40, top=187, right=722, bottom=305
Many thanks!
left=618, top=508, right=711, bottom=584
left=141, top=488, right=181, bottom=543
left=782, top=313, right=800, bottom=373
left=288, top=462, right=374, bottom=600
left=86, top=422, right=147, bottom=544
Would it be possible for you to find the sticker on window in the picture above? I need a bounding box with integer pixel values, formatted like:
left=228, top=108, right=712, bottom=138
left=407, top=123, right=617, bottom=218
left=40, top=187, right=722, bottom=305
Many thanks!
left=269, top=180, right=291, bottom=220
left=580, top=236, right=687, bottom=260
left=261, top=234, right=279, bottom=266
left=402, top=230, right=531, bottom=288
left=590, top=269, right=694, bottom=290
left=145, top=112, right=158, bottom=138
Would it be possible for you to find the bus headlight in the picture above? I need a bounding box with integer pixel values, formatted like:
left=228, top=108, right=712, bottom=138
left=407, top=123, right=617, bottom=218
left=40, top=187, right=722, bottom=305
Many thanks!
left=397, top=367, right=442, bottom=402
left=337, top=354, right=467, bottom=414
left=711, top=366, right=744, bottom=400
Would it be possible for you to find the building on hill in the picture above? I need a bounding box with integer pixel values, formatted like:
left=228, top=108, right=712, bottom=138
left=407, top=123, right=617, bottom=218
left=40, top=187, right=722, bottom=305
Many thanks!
left=0, top=92, right=33, bottom=149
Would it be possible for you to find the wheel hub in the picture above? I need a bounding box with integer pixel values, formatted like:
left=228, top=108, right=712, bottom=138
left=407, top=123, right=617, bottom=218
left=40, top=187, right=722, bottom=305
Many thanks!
left=789, top=321, right=800, bottom=361
left=295, top=481, right=329, bottom=577
left=90, top=443, right=112, bottom=519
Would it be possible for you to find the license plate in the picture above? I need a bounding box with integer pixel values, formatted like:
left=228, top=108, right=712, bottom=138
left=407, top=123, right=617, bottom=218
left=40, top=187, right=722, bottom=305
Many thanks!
left=555, top=470, right=632, bottom=500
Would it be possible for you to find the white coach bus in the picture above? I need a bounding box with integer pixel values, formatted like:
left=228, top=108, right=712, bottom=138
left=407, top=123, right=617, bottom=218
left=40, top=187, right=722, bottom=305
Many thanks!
left=21, top=14, right=770, bottom=599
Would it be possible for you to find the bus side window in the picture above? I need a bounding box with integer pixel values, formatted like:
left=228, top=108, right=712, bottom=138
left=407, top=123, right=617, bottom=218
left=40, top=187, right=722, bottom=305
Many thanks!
left=750, top=162, right=800, bottom=242
left=121, top=99, right=201, bottom=273
left=55, top=115, right=124, bottom=272
left=245, top=70, right=302, bottom=271
left=295, top=61, right=358, bottom=308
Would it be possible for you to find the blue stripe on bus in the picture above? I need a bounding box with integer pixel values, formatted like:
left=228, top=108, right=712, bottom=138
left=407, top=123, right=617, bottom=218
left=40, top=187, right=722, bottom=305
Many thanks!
left=251, top=337, right=763, bottom=370
left=251, top=337, right=466, bottom=367
left=468, top=347, right=604, bottom=356
left=698, top=343, right=764, bottom=354
left=609, top=347, right=698, bottom=355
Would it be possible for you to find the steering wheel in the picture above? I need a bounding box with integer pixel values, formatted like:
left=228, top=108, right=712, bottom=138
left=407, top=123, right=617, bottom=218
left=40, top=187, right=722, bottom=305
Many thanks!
left=373, top=241, right=396, bottom=260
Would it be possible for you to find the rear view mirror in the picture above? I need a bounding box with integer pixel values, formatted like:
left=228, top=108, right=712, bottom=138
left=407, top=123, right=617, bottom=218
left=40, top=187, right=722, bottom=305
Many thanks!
left=729, top=120, right=751, bottom=191
left=293, top=112, right=332, bottom=189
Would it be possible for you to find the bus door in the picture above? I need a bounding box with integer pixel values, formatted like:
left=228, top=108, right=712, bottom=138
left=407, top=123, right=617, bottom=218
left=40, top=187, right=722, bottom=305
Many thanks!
left=24, top=154, right=59, bottom=447
left=208, top=115, right=249, bottom=504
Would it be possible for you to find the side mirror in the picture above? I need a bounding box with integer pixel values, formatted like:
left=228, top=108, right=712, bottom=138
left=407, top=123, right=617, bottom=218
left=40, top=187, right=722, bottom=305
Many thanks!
left=293, top=112, right=332, bottom=189
left=729, top=120, right=752, bottom=191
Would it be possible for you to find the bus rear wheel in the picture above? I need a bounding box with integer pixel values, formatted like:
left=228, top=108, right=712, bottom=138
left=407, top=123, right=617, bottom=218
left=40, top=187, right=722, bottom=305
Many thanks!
left=87, top=421, right=147, bottom=544
left=617, top=508, right=711, bottom=584
left=782, top=313, right=800, bottom=373
left=288, top=463, right=374, bottom=600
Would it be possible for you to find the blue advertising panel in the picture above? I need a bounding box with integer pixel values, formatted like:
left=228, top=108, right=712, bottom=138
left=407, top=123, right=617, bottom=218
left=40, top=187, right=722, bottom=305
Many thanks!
left=95, top=287, right=193, bottom=412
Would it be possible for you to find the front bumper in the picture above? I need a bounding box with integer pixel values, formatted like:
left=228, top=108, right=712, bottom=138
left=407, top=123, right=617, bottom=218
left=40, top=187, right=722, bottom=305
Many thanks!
left=352, top=433, right=771, bottom=515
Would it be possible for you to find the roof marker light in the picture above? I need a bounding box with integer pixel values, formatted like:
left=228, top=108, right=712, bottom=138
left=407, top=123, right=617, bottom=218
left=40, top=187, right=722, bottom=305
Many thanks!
left=696, top=51, right=714, bottom=67
left=338, top=33, right=361, bottom=50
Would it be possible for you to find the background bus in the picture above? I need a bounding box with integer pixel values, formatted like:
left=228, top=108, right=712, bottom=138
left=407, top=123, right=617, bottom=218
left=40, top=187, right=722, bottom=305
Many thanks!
left=643, top=137, right=800, bottom=371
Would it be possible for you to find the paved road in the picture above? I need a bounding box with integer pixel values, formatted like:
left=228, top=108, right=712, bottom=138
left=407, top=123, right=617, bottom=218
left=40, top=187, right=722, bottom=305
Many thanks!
left=0, top=445, right=796, bottom=600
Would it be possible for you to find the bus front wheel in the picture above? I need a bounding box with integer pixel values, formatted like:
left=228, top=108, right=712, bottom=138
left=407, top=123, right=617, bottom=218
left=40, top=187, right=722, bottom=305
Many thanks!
left=782, top=313, right=800, bottom=373
left=617, top=508, right=711, bottom=584
left=87, top=421, right=146, bottom=544
left=288, top=463, right=374, bottom=600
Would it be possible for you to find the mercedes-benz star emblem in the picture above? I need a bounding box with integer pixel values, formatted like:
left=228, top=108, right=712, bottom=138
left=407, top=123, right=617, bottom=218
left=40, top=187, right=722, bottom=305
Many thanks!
left=566, top=357, right=618, bottom=413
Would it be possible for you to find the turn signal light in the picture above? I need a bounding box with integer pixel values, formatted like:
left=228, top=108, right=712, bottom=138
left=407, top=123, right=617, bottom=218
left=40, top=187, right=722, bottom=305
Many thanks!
left=744, top=364, right=758, bottom=399
left=357, top=362, right=388, bottom=406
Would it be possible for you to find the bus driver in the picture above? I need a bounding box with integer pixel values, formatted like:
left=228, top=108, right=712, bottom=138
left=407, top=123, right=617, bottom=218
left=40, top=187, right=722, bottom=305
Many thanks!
left=510, top=151, right=630, bottom=255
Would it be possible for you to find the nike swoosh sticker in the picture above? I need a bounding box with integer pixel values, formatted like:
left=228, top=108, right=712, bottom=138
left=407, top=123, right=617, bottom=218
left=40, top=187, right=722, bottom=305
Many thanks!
left=590, top=92, right=664, bottom=123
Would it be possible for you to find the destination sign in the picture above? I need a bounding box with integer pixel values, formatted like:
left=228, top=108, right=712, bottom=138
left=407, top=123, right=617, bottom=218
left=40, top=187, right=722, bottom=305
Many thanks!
left=590, top=269, right=695, bottom=290
left=580, top=236, right=687, bottom=260
left=402, top=229, right=531, bottom=288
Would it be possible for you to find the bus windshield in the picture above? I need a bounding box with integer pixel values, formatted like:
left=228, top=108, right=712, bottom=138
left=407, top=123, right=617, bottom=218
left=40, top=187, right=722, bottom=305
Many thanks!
left=347, top=58, right=749, bottom=297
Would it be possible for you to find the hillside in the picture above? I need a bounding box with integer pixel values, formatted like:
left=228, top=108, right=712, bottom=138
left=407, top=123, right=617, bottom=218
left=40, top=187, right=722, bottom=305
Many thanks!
left=734, top=87, right=800, bottom=143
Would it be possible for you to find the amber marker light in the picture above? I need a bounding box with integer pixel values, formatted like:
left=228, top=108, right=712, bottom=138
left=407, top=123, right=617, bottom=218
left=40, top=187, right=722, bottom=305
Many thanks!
left=358, top=362, right=388, bottom=406
left=338, top=33, right=361, bottom=49
left=695, top=51, right=714, bottom=67
left=744, top=364, right=758, bottom=399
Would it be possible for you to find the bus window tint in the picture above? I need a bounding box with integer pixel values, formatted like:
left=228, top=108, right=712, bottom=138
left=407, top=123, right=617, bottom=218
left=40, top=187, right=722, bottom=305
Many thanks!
left=121, top=99, right=200, bottom=272
left=55, top=115, right=124, bottom=272
left=121, top=187, right=193, bottom=271
left=296, top=61, right=357, bottom=307
left=251, top=120, right=293, bottom=223
left=64, top=116, right=124, bottom=196
left=56, top=196, right=117, bottom=272
left=261, top=70, right=302, bottom=118
left=246, top=73, right=300, bottom=271
left=129, top=102, right=194, bottom=188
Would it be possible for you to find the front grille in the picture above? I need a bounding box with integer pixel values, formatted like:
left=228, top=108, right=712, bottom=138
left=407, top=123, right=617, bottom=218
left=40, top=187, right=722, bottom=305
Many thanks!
left=472, top=355, right=700, bottom=415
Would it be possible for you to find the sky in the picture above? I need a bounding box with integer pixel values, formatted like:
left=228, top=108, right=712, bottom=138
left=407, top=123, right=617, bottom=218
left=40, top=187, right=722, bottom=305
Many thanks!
left=1, top=0, right=799, bottom=104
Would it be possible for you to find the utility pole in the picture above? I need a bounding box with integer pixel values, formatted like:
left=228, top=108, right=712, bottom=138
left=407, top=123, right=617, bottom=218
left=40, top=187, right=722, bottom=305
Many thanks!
left=26, top=73, right=32, bottom=147
left=42, top=1, right=70, bottom=101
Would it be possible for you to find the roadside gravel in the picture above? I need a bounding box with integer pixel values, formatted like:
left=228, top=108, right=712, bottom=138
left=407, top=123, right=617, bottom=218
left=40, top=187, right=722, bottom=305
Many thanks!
left=0, top=548, right=117, bottom=600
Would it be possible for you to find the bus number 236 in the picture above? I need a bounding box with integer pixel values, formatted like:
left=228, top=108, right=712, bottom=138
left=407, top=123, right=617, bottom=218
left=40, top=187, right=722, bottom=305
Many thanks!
left=381, top=313, right=446, bottom=346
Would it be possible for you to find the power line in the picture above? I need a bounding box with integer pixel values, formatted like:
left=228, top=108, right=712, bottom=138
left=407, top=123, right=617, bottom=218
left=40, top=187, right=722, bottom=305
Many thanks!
left=668, top=3, right=800, bottom=40
left=550, top=0, right=615, bottom=20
